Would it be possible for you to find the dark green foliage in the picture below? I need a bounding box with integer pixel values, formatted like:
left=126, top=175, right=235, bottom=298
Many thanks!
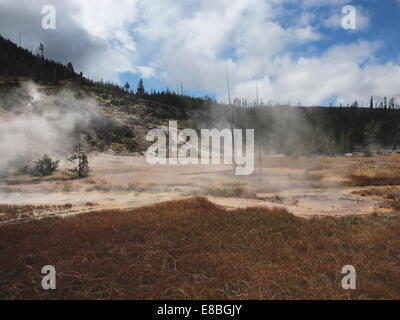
left=38, top=43, right=44, bottom=58
left=146, top=90, right=215, bottom=117
left=198, top=105, right=400, bottom=156
left=68, top=145, right=90, bottom=178
left=0, top=36, right=77, bottom=82
left=2, top=34, right=400, bottom=156
left=67, top=62, right=74, bottom=73
left=30, top=155, right=60, bottom=177
left=136, top=78, right=145, bottom=96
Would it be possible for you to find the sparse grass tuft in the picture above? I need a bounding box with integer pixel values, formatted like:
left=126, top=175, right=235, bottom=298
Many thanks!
left=202, top=183, right=257, bottom=199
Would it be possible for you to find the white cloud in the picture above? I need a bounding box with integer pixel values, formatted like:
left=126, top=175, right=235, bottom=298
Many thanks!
left=323, top=5, right=370, bottom=30
left=0, top=0, right=140, bottom=83
left=137, top=66, right=156, bottom=78
left=131, top=0, right=322, bottom=93
left=71, top=0, right=139, bottom=40
left=232, top=41, right=400, bottom=106
left=1, top=0, right=399, bottom=105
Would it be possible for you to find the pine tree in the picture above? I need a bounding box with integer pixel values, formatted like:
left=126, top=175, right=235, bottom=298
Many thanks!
left=136, top=78, right=145, bottom=96
left=67, top=62, right=74, bottom=73
left=389, top=97, right=395, bottom=109
left=124, top=81, right=130, bottom=91
left=68, top=144, right=90, bottom=178
left=38, top=43, right=44, bottom=58
left=339, top=132, right=347, bottom=154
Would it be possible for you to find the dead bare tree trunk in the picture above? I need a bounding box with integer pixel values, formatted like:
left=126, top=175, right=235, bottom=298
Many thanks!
left=256, top=82, right=262, bottom=174
left=226, top=68, right=236, bottom=173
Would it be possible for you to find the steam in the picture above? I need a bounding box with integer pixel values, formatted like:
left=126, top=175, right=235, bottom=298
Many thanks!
left=187, top=100, right=328, bottom=156
left=0, top=82, right=102, bottom=175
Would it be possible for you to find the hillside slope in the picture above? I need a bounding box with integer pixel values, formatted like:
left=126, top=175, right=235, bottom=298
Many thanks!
left=3, top=34, right=400, bottom=159
left=0, top=35, right=187, bottom=155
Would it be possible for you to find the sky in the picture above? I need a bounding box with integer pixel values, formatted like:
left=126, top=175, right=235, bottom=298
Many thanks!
left=1, top=0, right=400, bottom=106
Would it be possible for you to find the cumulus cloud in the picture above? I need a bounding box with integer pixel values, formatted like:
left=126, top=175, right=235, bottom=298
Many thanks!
left=322, top=5, right=370, bottom=30
left=1, top=0, right=399, bottom=105
left=231, top=41, right=399, bottom=106
left=0, top=0, right=139, bottom=82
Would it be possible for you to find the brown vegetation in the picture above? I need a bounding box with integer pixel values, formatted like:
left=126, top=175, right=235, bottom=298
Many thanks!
left=202, top=183, right=258, bottom=199
left=1, top=197, right=399, bottom=300
left=0, top=204, right=72, bottom=223
left=354, top=187, right=400, bottom=212
left=347, top=155, right=400, bottom=186
left=347, top=174, right=400, bottom=187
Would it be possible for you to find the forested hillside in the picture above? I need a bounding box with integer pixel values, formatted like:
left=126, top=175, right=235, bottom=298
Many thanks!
left=0, top=35, right=188, bottom=155
left=1, top=34, right=400, bottom=156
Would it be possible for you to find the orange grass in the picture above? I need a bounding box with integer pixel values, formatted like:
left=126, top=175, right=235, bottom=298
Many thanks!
left=347, top=174, right=400, bottom=186
left=0, top=197, right=399, bottom=300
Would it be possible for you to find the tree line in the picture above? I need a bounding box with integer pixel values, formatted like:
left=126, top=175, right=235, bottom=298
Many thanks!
left=2, top=35, right=400, bottom=156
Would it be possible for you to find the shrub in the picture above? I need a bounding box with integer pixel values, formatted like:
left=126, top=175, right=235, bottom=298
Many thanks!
left=30, top=155, right=60, bottom=177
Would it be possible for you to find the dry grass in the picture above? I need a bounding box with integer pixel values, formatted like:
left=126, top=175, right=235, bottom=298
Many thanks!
left=347, top=175, right=400, bottom=187
left=347, top=156, right=400, bottom=186
left=200, top=181, right=282, bottom=199
left=4, top=171, right=78, bottom=186
left=202, top=183, right=258, bottom=199
left=0, top=197, right=399, bottom=300
left=0, top=204, right=73, bottom=223
left=85, top=179, right=156, bottom=193
left=353, top=187, right=400, bottom=212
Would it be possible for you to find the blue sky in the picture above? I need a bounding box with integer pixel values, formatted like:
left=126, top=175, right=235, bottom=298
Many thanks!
left=1, top=0, right=400, bottom=105
left=317, top=0, right=400, bottom=63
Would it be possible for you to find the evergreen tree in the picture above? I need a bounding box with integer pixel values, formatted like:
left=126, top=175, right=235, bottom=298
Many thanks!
left=339, top=132, right=346, bottom=154
left=67, top=62, right=74, bottom=73
left=389, top=97, right=396, bottom=109
left=136, top=78, right=145, bottom=96
left=38, top=43, right=44, bottom=58
left=363, top=120, right=381, bottom=149
left=68, top=144, right=90, bottom=178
